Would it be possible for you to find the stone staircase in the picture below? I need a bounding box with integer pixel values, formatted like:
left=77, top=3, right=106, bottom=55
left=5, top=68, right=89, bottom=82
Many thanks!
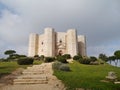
left=1, top=63, right=65, bottom=90
left=13, top=64, right=48, bottom=85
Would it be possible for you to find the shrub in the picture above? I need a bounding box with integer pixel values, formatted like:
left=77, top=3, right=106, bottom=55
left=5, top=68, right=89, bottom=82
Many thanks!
left=34, top=55, right=40, bottom=60
left=79, top=58, right=91, bottom=64
left=34, top=55, right=39, bottom=57
left=19, top=55, right=27, bottom=57
left=40, top=55, right=45, bottom=60
left=0, top=58, right=9, bottom=62
left=90, top=56, right=97, bottom=62
left=17, top=57, right=34, bottom=65
left=52, top=61, right=62, bottom=70
left=44, top=57, right=55, bottom=62
left=59, top=64, right=70, bottom=71
left=73, top=55, right=82, bottom=60
left=90, top=61, right=99, bottom=65
left=62, top=54, right=71, bottom=59
left=57, top=56, right=68, bottom=63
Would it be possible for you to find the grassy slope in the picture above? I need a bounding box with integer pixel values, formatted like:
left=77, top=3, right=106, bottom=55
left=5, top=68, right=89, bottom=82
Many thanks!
left=0, top=60, right=42, bottom=77
left=54, top=61, right=120, bottom=90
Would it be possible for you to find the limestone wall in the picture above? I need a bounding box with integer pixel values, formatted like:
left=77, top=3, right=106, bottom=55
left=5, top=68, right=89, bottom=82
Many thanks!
left=28, top=28, right=86, bottom=57
left=44, top=28, right=55, bottom=57
left=55, top=32, right=66, bottom=55
left=38, top=34, right=45, bottom=56
left=78, top=35, right=86, bottom=56
left=28, top=33, right=39, bottom=57
left=67, top=29, right=78, bottom=57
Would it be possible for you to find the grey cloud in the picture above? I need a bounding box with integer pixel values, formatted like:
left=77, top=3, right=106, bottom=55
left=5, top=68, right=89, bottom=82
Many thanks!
left=0, top=0, right=120, bottom=57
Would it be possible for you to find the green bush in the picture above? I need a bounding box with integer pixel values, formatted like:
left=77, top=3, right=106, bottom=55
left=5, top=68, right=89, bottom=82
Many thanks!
left=52, top=61, right=62, bottom=70
left=59, top=64, right=70, bottom=71
left=52, top=61, right=70, bottom=71
left=0, top=58, right=9, bottom=62
left=40, top=55, right=45, bottom=60
left=57, top=56, right=68, bottom=63
left=17, top=57, right=34, bottom=65
left=73, top=55, right=82, bottom=60
left=34, top=55, right=40, bottom=60
left=90, top=61, right=99, bottom=65
left=62, top=54, right=71, bottom=59
left=79, top=58, right=91, bottom=64
left=90, top=56, right=97, bottom=62
left=44, top=57, right=55, bottom=62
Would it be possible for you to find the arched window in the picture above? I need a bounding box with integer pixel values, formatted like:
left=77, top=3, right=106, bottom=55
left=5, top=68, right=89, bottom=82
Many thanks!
left=59, top=39, right=62, bottom=43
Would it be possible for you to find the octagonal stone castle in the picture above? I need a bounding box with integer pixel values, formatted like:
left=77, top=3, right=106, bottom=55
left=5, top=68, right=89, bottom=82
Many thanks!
left=28, top=28, right=86, bottom=57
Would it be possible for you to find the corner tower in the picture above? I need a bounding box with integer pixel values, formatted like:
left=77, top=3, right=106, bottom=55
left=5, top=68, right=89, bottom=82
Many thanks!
left=67, top=29, right=78, bottom=57
left=28, top=33, right=39, bottom=57
left=78, top=35, right=86, bottom=56
left=44, top=28, right=55, bottom=57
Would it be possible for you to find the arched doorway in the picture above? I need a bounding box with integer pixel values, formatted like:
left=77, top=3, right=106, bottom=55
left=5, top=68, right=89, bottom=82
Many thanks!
left=58, top=50, right=63, bottom=56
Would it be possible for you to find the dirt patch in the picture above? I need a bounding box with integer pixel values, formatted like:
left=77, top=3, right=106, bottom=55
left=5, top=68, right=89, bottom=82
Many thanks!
left=0, top=68, right=24, bottom=85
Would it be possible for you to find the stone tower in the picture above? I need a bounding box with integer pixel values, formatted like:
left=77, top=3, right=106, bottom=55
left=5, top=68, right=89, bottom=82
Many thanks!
left=78, top=35, right=86, bottom=56
left=28, top=33, right=39, bottom=57
left=28, top=28, right=86, bottom=57
left=44, top=28, right=55, bottom=57
left=66, top=29, right=78, bottom=57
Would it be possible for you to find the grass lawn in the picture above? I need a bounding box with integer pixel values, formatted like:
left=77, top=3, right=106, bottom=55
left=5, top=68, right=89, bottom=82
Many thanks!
left=54, top=61, right=120, bottom=90
left=0, top=60, right=42, bottom=78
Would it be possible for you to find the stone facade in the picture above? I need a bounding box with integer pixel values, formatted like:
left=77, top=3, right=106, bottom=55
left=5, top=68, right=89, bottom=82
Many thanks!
left=28, top=28, right=86, bottom=57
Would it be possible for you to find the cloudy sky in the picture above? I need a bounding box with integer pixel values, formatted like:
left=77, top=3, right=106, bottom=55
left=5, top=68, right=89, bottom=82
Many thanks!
left=0, top=0, right=120, bottom=58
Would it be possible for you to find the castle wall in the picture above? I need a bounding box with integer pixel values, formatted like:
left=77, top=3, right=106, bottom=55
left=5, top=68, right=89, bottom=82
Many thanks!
left=38, top=34, right=45, bottom=56
left=28, top=33, right=39, bottom=57
left=55, top=32, right=66, bottom=55
left=44, top=28, right=55, bottom=57
left=28, top=28, right=86, bottom=57
left=78, top=35, right=86, bottom=56
left=67, top=29, right=78, bottom=57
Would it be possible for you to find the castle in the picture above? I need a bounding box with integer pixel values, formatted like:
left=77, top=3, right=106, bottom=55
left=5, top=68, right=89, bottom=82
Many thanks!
left=28, top=28, right=86, bottom=57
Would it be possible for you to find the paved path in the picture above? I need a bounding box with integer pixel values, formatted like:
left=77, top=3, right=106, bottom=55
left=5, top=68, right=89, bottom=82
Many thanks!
left=0, top=63, right=65, bottom=90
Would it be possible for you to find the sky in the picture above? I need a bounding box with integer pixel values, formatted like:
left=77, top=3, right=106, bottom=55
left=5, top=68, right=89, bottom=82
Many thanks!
left=0, top=0, right=120, bottom=58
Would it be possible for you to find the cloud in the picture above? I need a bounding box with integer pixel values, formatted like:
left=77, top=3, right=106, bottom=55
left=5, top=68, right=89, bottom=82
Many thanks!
left=0, top=0, right=120, bottom=57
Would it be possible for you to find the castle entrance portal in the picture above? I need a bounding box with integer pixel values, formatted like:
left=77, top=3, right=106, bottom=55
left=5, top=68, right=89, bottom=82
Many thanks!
left=58, top=50, right=63, bottom=56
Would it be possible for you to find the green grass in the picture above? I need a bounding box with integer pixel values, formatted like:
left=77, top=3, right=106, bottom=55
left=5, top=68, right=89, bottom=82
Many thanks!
left=0, top=60, right=42, bottom=78
left=54, top=61, right=120, bottom=90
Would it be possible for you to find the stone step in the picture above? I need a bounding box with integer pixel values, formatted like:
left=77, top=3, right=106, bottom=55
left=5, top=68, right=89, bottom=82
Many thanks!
left=17, top=75, right=47, bottom=79
left=13, top=63, right=50, bottom=85
left=14, top=79, right=48, bottom=85
left=32, top=65, right=45, bottom=67
left=14, top=78, right=47, bottom=82
left=22, top=71, right=44, bottom=75
left=27, top=67, right=44, bottom=70
left=23, top=69, right=44, bottom=72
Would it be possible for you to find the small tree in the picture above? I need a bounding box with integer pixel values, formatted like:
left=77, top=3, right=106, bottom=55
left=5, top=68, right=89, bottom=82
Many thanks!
left=4, top=50, right=16, bottom=58
left=108, top=56, right=116, bottom=64
left=114, top=50, right=120, bottom=59
left=114, top=50, right=120, bottom=66
left=99, top=53, right=108, bottom=62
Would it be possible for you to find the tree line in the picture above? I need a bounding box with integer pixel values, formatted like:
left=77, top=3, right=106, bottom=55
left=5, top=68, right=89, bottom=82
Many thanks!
left=1, top=50, right=120, bottom=66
